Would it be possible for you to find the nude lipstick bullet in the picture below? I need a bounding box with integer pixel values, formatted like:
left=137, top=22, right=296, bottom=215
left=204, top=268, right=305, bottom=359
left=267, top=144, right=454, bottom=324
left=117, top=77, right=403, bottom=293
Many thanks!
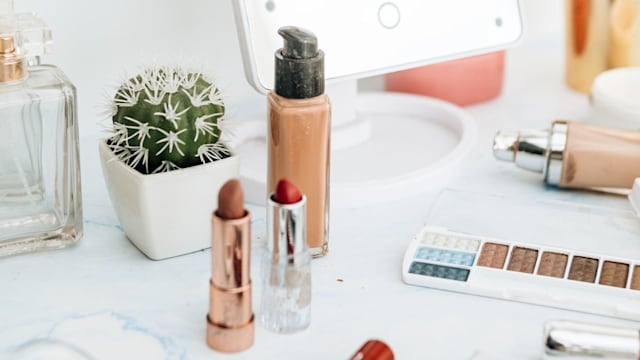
left=206, top=179, right=254, bottom=352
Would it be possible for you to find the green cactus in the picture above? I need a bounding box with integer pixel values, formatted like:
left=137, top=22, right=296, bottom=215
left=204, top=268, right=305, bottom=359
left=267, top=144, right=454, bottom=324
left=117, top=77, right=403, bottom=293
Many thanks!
left=108, top=65, right=230, bottom=174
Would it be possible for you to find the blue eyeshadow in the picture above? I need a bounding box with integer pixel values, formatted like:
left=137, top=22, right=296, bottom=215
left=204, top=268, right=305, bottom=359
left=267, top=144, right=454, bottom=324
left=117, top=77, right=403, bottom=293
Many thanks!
left=414, top=247, right=476, bottom=266
left=408, top=262, right=470, bottom=281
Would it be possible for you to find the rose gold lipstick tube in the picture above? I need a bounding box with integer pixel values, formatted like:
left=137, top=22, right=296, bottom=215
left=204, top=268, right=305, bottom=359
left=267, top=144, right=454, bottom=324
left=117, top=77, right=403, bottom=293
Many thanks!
left=206, top=210, right=254, bottom=352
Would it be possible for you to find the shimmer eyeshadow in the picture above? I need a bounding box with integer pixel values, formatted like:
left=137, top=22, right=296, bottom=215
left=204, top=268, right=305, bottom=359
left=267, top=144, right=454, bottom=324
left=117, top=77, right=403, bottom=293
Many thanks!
left=414, top=247, right=476, bottom=266
left=408, top=262, right=469, bottom=281
left=631, top=266, right=640, bottom=291
left=477, top=243, right=509, bottom=269
left=537, top=252, right=568, bottom=278
left=421, top=233, right=480, bottom=252
left=568, top=256, right=599, bottom=283
left=507, top=247, right=538, bottom=274
left=599, top=261, right=629, bottom=288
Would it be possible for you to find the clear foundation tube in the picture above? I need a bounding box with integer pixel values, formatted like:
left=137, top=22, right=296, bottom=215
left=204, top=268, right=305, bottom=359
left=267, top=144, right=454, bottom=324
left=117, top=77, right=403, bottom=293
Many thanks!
left=493, top=120, right=640, bottom=190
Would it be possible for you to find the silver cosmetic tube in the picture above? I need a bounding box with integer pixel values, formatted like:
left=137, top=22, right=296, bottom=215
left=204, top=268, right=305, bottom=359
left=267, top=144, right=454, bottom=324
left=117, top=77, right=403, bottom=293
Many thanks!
left=493, top=121, right=568, bottom=186
left=267, top=195, right=308, bottom=264
left=543, top=320, right=640, bottom=359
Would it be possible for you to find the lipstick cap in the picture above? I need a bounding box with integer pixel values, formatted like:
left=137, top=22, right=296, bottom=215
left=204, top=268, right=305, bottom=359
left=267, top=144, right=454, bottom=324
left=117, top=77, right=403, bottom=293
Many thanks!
left=543, top=320, right=640, bottom=359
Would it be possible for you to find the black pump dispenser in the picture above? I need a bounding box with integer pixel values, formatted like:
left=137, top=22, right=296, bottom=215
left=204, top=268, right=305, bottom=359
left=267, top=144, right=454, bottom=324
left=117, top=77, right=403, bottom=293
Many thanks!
left=274, top=26, right=324, bottom=99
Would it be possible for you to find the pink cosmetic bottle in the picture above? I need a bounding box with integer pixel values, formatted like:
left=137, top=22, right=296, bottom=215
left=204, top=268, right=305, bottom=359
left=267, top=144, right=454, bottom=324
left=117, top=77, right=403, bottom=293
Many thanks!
left=385, top=51, right=505, bottom=106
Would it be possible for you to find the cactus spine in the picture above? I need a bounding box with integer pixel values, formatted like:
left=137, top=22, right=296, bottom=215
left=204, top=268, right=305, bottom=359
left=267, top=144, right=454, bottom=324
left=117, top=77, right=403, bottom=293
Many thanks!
left=108, top=65, right=230, bottom=174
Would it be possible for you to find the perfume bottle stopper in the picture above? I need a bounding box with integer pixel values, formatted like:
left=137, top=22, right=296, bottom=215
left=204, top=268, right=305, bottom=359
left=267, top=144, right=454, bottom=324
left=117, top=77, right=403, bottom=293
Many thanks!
left=0, top=36, right=23, bottom=82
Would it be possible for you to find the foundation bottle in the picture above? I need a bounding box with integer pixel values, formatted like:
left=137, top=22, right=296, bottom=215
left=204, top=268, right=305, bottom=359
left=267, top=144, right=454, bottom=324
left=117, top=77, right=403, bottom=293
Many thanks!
left=267, top=26, right=331, bottom=258
left=565, top=0, right=610, bottom=93
left=493, top=120, right=640, bottom=190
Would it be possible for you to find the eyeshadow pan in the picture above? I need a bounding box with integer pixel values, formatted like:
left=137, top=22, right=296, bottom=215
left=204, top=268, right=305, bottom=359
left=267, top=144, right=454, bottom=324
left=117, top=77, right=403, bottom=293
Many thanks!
left=537, top=252, right=568, bottom=278
left=420, top=233, right=480, bottom=252
left=568, top=256, right=599, bottom=283
left=408, top=262, right=469, bottom=281
left=631, top=266, right=640, bottom=291
left=477, top=243, right=509, bottom=269
left=414, top=247, right=476, bottom=266
left=599, top=261, right=629, bottom=288
left=507, top=247, right=538, bottom=273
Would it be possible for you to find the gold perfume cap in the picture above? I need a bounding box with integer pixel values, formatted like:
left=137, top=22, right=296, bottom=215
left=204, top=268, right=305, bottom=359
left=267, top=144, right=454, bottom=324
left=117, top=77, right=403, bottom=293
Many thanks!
left=0, top=36, right=24, bottom=82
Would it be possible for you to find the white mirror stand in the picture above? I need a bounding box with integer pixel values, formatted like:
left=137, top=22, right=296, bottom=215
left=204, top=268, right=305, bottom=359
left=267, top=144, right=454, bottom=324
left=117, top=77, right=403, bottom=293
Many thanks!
left=231, top=0, right=522, bottom=207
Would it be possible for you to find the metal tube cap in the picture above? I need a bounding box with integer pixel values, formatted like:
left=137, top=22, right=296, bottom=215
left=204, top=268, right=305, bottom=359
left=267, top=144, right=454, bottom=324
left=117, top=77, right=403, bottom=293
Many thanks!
left=493, top=129, right=550, bottom=173
left=492, top=131, right=519, bottom=162
left=543, top=320, right=640, bottom=359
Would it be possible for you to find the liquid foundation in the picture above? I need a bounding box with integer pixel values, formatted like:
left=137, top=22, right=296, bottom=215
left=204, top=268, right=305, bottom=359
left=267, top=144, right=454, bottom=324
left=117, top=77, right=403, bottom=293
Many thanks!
left=268, top=27, right=331, bottom=257
left=493, top=120, right=640, bottom=190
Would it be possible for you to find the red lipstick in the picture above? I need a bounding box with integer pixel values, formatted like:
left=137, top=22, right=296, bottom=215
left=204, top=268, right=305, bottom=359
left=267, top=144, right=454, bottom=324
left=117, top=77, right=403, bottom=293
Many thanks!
left=274, top=178, right=302, bottom=204
left=207, top=179, right=254, bottom=352
left=350, top=340, right=394, bottom=360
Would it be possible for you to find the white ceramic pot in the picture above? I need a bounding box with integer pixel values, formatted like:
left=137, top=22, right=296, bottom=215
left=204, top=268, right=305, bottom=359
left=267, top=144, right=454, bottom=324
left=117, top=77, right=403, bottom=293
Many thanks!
left=98, top=140, right=240, bottom=260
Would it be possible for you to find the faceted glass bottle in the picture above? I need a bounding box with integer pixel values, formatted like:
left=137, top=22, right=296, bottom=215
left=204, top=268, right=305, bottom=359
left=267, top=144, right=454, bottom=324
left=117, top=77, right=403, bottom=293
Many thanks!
left=0, top=37, right=82, bottom=257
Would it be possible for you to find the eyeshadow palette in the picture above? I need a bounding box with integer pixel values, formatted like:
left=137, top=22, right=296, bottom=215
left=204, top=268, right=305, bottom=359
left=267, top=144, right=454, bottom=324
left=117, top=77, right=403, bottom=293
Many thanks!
left=402, top=226, right=640, bottom=320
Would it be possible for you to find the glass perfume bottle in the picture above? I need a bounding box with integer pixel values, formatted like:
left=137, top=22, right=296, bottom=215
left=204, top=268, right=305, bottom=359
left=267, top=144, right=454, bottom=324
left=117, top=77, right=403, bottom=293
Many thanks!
left=0, top=16, right=82, bottom=257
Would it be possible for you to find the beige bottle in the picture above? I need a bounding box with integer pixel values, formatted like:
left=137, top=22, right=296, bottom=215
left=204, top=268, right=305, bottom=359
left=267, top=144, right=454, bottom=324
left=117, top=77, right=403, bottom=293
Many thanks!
left=493, top=120, right=640, bottom=190
left=609, top=0, right=640, bottom=68
left=267, top=26, right=331, bottom=257
left=565, top=0, right=610, bottom=93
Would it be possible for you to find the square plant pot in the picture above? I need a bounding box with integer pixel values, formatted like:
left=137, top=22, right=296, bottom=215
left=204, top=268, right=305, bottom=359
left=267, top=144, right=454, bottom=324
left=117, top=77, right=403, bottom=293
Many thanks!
left=98, top=140, right=240, bottom=260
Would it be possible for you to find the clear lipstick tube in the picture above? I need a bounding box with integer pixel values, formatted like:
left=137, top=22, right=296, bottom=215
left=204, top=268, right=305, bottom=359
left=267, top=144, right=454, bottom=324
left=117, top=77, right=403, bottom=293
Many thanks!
left=260, top=194, right=312, bottom=333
